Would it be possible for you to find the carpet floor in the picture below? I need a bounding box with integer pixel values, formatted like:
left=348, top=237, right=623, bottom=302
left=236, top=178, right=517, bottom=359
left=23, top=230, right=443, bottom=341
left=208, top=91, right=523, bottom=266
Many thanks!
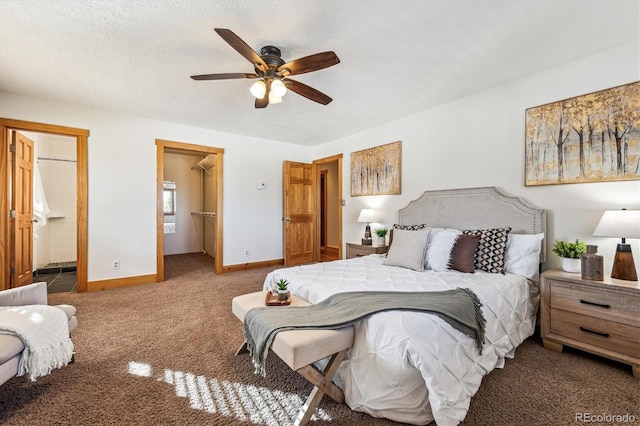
left=1, top=254, right=638, bottom=425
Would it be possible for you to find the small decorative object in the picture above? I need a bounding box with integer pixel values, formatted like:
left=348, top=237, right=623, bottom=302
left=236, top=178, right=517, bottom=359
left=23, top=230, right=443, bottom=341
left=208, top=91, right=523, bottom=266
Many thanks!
left=552, top=240, right=587, bottom=273
left=581, top=245, right=604, bottom=281
left=375, top=227, right=388, bottom=246
left=276, top=278, right=289, bottom=301
left=593, top=209, right=640, bottom=281
left=358, top=208, right=377, bottom=245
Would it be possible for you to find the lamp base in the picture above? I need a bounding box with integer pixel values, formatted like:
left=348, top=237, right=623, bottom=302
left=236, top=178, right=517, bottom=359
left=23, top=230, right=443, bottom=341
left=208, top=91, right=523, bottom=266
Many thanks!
left=361, top=238, right=372, bottom=246
left=611, top=244, right=638, bottom=281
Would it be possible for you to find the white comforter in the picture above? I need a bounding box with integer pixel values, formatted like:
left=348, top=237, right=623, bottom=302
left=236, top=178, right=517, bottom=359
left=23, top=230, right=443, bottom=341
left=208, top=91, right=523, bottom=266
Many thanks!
left=262, top=254, right=538, bottom=426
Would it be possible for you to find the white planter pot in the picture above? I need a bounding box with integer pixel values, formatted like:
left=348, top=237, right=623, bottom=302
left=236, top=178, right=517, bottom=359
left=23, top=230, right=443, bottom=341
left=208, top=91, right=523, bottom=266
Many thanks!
left=562, top=257, right=581, bottom=273
left=377, top=236, right=386, bottom=246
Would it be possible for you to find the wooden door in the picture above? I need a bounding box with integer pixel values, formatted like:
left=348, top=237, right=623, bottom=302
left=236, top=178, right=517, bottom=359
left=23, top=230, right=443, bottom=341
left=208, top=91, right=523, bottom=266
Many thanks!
left=11, top=132, right=34, bottom=287
left=283, top=161, right=316, bottom=266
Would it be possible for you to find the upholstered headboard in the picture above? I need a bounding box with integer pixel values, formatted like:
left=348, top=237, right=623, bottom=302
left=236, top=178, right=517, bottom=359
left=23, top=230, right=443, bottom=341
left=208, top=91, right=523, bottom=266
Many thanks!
left=398, top=187, right=546, bottom=261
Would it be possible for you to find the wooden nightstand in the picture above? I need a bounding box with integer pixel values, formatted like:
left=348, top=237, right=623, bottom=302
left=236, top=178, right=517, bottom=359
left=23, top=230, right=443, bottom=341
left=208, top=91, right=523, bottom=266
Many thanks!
left=346, top=242, right=388, bottom=259
left=540, top=269, right=640, bottom=379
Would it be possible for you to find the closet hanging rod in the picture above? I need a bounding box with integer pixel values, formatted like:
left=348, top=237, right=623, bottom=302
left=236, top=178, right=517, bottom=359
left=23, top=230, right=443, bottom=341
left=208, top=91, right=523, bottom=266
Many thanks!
left=37, top=157, right=77, bottom=163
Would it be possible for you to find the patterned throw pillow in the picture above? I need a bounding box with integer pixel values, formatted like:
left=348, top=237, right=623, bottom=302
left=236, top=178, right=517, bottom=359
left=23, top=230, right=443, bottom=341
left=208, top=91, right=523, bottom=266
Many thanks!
left=392, top=224, right=428, bottom=230
left=462, top=227, right=512, bottom=274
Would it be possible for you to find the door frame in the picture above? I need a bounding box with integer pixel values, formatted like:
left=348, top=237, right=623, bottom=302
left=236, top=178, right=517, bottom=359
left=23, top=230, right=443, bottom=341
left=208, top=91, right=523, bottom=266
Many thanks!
left=313, top=154, right=343, bottom=260
left=0, top=118, right=89, bottom=291
left=155, top=139, right=224, bottom=280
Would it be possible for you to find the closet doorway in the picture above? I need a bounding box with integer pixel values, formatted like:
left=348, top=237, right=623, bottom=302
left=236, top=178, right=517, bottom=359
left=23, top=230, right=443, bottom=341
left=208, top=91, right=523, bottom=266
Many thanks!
left=314, top=154, right=342, bottom=261
left=0, top=118, right=88, bottom=292
left=155, top=139, right=223, bottom=281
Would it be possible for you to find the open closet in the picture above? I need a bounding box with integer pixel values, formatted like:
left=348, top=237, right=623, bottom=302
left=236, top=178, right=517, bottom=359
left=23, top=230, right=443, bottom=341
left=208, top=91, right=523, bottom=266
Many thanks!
left=163, top=151, right=217, bottom=263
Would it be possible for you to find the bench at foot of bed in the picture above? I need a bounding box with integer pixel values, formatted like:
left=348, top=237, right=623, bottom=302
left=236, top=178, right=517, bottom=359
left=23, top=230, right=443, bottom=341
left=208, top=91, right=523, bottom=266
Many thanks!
left=232, top=291, right=354, bottom=426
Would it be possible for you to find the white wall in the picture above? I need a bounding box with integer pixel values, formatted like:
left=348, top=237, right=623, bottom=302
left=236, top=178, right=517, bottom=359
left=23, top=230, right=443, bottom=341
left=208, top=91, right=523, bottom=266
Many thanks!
left=41, top=134, right=77, bottom=264
left=22, top=131, right=77, bottom=269
left=0, top=93, right=310, bottom=281
left=1, top=41, right=638, bottom=281
left=312, top=41, right=640, bottom=274
left=163, top=152, right=203, bottom=255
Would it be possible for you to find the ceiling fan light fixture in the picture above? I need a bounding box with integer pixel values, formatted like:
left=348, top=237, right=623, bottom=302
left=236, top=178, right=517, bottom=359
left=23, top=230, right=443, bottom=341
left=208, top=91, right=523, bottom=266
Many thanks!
left=193, top=29, right=339, bottom=107
left=268, top=93, right=283, bottom=104
left=250, top=80, right=266, bottom=99
left=270, top=78, right=287, bottom=97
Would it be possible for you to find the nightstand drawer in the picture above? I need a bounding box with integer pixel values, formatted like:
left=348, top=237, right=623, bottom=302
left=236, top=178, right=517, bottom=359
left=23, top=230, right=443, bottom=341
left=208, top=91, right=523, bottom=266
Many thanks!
left=550, top=280, right=640, bottom=327
left=349, top=246, right=376, bottom=257
left=346, top=243, right=388, bottom=259
left=550, top=309, right=640, bottom=358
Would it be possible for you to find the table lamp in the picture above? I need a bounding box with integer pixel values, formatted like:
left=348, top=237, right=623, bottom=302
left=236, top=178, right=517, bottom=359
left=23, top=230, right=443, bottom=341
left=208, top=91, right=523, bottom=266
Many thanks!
left=357, top=209, right=377, bottom=245
left=592, top=209, right=640, bottom=281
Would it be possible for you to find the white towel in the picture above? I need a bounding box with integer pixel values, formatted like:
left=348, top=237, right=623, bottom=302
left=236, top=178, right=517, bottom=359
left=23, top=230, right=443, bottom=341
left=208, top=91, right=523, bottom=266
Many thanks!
left=0, top=305, right=74, bottom=381
left=33, top=162, right=51, bottom=232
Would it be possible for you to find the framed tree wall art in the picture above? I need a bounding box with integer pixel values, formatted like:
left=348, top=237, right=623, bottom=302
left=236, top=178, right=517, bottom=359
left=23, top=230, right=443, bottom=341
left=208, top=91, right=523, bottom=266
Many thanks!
left=351, top=141, right=401, bottom=196
left=525, top=81, right=640, bottom=186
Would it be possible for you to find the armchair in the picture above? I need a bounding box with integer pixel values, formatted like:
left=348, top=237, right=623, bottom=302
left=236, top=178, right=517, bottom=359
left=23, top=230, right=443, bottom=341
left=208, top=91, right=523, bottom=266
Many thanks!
left=0, top=282, right=77, bottom=385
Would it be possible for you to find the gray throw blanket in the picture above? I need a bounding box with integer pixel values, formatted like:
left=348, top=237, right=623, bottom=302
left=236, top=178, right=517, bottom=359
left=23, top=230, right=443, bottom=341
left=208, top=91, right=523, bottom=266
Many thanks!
left=244, top=288, right=486, bottom=377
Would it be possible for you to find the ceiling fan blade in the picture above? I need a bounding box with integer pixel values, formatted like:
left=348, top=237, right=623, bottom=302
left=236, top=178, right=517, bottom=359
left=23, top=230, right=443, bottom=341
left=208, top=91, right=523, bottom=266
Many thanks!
left=278, top=52, right=340, bottom=76
left=191, top=73, right=258, bottom=80
left=255, top=80, right=270, bottom=109
left=214, top=28, right=268, bottom=72
left=285, top=79, right=333, bottom=105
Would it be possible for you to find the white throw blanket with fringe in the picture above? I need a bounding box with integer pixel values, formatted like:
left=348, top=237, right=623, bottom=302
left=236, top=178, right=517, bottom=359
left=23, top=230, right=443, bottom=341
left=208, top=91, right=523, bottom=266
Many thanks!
left=0, top=305, right=73, bottom=381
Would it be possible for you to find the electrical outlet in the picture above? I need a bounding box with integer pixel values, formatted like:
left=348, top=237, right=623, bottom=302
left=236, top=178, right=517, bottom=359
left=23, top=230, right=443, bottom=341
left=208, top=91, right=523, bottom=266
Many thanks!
left=244, top=249, right=250, bottom=257
left=113, top=260, right=120, bottom=270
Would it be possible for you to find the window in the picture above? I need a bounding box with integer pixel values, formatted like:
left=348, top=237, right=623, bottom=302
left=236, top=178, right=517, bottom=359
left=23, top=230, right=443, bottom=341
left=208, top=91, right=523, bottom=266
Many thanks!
left=163, top=181, right=176, bottom=216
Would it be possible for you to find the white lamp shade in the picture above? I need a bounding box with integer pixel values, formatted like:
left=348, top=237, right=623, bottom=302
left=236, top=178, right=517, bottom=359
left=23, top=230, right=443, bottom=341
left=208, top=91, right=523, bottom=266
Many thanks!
left=268, top=93, right=282, bottom=104
left=357, top=209, right=377, bottom=223
left=593, top=210, right=640, bottom=239
left=250, top=80, right=266, bottom=99
left=270, top=79, right=287, bottom=97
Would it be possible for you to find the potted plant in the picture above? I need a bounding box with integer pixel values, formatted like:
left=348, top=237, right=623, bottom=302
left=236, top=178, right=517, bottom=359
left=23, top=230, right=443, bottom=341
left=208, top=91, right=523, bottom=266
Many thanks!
left=552, top=239, right=587, bottom=273
left=276, top=278, right=289, bottom=301
left=375, top=227, right=388, bottom=246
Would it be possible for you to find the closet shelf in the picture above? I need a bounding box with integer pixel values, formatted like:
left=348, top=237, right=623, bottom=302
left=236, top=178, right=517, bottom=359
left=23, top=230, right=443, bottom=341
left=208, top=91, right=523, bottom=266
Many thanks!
left=191, top=154, right=216, bottom=175
left=191, top=212, right=216, bottom=217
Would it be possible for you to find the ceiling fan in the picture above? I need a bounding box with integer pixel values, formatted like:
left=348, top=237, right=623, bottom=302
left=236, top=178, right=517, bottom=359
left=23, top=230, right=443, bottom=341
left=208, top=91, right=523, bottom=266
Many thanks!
left=191, top=28, right=340, bottom=109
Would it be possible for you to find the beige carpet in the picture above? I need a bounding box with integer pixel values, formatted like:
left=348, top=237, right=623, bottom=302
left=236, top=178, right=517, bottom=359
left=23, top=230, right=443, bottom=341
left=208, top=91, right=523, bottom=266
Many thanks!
left=1, top=253, right=638, bottom=425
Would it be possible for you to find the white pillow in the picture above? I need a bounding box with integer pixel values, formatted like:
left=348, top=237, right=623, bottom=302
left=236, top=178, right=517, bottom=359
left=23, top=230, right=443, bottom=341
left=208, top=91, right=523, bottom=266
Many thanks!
left=426, top=230, right=459, bottom=271
left=504, top=233, right=544, bottom=281
left=384, top=228, right=431, bottom=271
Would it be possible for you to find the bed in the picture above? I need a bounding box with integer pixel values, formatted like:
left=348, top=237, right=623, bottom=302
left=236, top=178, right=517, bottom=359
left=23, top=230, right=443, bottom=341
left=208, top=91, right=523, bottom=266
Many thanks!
left=262, top=187, right=546, bottom=426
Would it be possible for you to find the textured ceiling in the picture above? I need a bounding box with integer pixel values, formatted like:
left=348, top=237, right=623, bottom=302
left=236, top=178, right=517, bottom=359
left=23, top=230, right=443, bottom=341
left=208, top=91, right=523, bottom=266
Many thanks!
left=0, top=1, right=638, bottom=146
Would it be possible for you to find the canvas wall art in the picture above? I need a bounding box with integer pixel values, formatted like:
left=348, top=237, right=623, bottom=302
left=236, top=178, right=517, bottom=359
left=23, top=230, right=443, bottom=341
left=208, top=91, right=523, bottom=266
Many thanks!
left=525, top=81, right=640, bottom=186
left=351, top=141, right=401, bottom=196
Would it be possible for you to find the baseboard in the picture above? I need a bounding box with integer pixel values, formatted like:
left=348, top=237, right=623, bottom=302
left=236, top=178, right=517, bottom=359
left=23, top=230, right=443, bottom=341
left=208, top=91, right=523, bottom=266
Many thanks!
left=222, top=259, right=284, bottom=273
left=87, top=274, right=157, bottom=292
left=87, top=259, right=282, bottom=289
left=322, top=246, right=339, bottom=257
